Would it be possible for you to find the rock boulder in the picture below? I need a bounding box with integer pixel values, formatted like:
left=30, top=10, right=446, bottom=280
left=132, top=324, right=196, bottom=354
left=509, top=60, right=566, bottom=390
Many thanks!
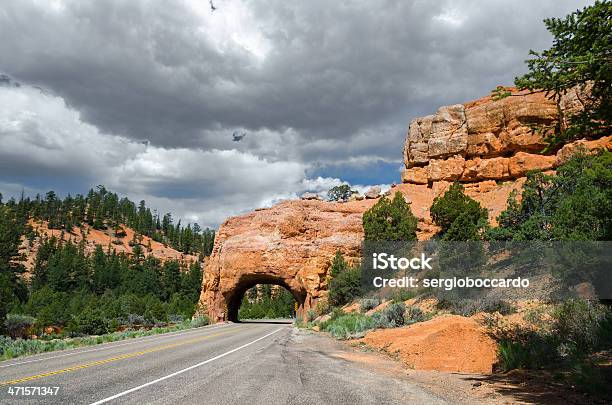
left=401, top=88, right=608, bottom=185
left=364, top=186, right=381, bottom=199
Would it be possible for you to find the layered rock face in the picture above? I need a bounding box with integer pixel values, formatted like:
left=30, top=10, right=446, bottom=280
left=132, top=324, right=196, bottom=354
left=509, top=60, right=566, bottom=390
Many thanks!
left=197, top=199, right=373, bottom=322
left=199, top=88, right=610, bottom=323
left=401, top=88, right=608, bottom=184
left=196, top=180, right=533, bottom=322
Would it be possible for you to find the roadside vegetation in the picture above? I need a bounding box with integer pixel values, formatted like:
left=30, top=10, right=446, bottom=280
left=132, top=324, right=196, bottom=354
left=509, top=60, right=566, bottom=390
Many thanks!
left=0, top=316, right=209, bottom=361
left=316, top=301, right=405, bottom=339
left=362, top=191, right=418, bottom=241
left=311, top=149, right=611, bottom=397
left=0, top=186, right=212, bottom=347
left=327, top=251, right=362, bottom=307
left=489, top=300, right=612, bottom=397
left=238, top=285, right=295, bottom=319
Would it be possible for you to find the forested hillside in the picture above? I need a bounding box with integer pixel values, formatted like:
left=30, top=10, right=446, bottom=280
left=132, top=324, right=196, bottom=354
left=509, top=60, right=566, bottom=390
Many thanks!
left=6, top=185, right=215, bottom=255
left=0, top=186, right=214, bottom=337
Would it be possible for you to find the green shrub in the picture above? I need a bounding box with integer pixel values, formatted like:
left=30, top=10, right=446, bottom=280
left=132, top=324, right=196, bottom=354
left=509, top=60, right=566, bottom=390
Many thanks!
left=127, top=313, right=146, bottom=326
left=318, top=307, right=345, bottom=331
left=108, top=318, right=120, bottom=332
left=438, top=297, right=515, bottom=317
left=330, top=307, right=345, bottom=320
left=168, top=314, right=184, bottom=324
left=493, top=299, right=611, bottom=375
left=497, top=339, right=535, bottom=372
left=404, top=306, right=427, bottom=324
left=494, top=327, right=556, bottom=372
left=371, top=312, right=395, bottom=329
left=430, top=182, right=488, bottom=240
left=328, top=265, right=362, bottom=307
left=4, top=314, right=36, bottom=339
left=0, top=315, right=211, bottom=361
left=144, top=298, right=167, bottom=324
left=384, top=302, right=406, bottom=326
left=167, top=293, right=196, bottom=319
left=315, top=299, right=330, bottom=316
left=322, top=313, right=374, bottom=339
left=363, top=192, right=418, bottom=241
left=552, top=299, right=610, bottom=360
left=391, top=289, right=416, bottom=303
left=306, top=310, right=317, bottom=322
left=25, top=287, right=69, bottom=327
left=359, top=298, right=380, bottom=313
left=189, top=316, right=209, bottom=328
left=67, top=307, right=109, bottom=336
left=372, top=302, right=405, bottom=328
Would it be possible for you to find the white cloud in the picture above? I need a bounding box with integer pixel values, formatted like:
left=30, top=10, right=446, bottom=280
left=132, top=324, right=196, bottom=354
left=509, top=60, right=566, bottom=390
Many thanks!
left=0, top=0, right=595, bottom=226
left=0, top=83, right=360, bottom=226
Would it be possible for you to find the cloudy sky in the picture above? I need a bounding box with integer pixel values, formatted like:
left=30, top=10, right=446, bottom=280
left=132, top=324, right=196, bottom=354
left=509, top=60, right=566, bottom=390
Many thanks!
left=0, top=0, right=591, bottom=227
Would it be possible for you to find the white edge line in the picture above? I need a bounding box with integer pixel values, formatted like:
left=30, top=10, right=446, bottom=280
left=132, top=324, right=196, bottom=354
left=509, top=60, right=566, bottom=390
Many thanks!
left=0, top=323, right=232, bottom=369
left=89, top=327, right=283, bottom=405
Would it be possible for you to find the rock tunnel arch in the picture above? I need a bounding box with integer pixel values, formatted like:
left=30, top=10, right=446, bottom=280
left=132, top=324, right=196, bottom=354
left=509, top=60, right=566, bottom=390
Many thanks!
left=195, top=200, right=368, bottom=324
left=225, top=274, right=307, bottom=322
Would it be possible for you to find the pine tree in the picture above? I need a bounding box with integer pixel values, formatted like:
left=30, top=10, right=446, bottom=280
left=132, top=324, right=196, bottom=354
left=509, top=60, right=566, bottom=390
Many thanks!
left=162, top=260, right=181, bottom=300
left=362, top=192, right=418, bottom=241
left=430, top=182, right=489, bottom=241
left=513, top=1, right=612, bottom=147
left=32, top=236, right=58, bottom=290
left=0, top=205, right=27, bottom=331
left=329, top=250, right=348, bottom=278
left=183, top=261, right=203, bottom=301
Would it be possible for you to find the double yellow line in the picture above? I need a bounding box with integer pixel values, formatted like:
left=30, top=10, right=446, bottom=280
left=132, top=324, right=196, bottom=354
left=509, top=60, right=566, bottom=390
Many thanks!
left=0, top=326, right=244, bottom=386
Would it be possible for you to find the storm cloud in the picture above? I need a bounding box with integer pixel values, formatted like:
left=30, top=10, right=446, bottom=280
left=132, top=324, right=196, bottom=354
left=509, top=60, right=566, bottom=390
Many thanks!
left=0, top=0, right=591, bottom=226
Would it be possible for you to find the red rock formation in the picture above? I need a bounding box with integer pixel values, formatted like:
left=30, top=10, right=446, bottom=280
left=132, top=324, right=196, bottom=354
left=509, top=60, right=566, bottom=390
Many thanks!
left=360, top=315, right=498, bottom=374
left=196, top=181, right=530, bottom=322
left=402, top=88, right=610, bottom=185
left=197, top=199, right=372, bottom=322
left=199, top=88, right=610, bottom=323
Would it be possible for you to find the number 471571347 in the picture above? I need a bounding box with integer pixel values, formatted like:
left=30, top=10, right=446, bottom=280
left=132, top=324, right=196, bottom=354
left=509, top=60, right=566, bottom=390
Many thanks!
left=7, top=386, right=59, bottom=396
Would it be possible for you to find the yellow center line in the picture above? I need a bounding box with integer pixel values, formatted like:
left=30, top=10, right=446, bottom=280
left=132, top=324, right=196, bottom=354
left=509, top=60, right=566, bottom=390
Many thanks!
left=0, top=326, right=249, bottom=386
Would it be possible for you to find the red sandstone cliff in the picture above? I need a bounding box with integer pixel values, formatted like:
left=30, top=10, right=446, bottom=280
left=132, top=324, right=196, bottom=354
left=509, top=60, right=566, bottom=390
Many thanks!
left=198, top=89, right=611, bottom=323
left=402, top=87, right=609, bottom=185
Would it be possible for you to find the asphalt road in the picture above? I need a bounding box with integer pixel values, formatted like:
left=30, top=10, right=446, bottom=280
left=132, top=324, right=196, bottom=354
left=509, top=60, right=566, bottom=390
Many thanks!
left=0, top=321, right=447, bottom=404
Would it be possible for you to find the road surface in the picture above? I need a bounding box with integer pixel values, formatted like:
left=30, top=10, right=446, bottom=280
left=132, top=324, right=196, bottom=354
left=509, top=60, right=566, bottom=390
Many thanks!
left=0, top=321, right=447, bottom=404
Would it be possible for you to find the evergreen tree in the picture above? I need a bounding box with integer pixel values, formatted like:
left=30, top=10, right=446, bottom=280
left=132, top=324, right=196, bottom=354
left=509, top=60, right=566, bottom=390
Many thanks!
left=182, top=261, right=203, bottom=301
left=327, top=184, right=354, bottom=202
left=92, top=244, right=111, bottom=293
left=362, top=192, right=418, bottom=241
left=513, top=1, right=612, bottom=147
left=1, top=185, right=218, bottom=337
left=329, top=250, right=348, bottom=278
left=489, top=151, right=612, bottom=241
left=31, top=236, right=58, bottom=290
left=162, top=260, right=181, bottom=300
left=0, top=205, right=28, bottom=332
left=328, top=264, right=362, bottom=307
left=430, top=183, right=489, bottom=241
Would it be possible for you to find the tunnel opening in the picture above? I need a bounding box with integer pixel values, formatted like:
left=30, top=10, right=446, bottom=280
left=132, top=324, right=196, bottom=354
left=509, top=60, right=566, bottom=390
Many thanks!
left=225, top=275, right=306, bottom=322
